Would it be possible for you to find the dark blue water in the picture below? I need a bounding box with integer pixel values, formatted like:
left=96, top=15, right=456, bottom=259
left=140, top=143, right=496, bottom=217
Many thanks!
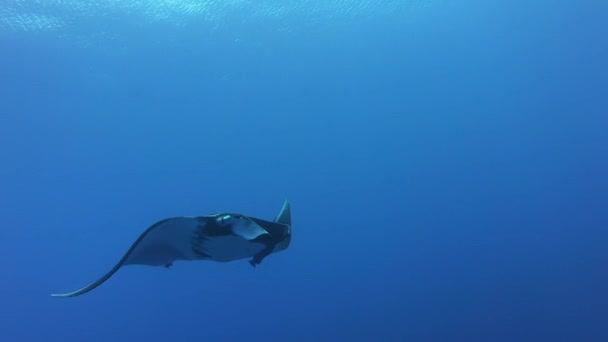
left=1, top=0, right=607, bottom=340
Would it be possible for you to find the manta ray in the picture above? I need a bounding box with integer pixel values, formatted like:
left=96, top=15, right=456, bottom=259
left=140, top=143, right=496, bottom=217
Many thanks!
left=51, top=201, right=291, bottom=298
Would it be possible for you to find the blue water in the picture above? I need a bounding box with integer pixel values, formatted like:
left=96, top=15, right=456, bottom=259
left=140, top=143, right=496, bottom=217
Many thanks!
left=1, top=0, right=607, bottom=340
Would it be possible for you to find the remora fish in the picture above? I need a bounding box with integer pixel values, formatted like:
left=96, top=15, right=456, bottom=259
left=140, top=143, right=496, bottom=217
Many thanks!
left=52, top=201, right=291, bottom=298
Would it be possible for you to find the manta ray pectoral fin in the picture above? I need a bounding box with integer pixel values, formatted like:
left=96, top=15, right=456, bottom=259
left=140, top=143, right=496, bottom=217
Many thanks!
left=51, top=217, right=190, bottom=298
left=274, top=200, right=291, bottom=226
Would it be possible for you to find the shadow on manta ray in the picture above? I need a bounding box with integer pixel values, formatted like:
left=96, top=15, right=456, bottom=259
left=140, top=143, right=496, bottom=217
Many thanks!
left=51, top=201, right=292, bottom=298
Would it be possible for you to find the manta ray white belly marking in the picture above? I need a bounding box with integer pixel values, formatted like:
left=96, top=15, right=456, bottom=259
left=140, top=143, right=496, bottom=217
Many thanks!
left=51, top=201, right=291, bottom=298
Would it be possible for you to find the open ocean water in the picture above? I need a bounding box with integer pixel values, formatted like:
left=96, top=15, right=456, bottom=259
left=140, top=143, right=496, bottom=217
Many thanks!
left=1, top=0, right=607, bottom=341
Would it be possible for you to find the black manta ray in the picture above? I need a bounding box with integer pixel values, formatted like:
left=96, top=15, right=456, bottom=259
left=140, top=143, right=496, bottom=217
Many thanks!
left=51, top=201, right=291, bottom=298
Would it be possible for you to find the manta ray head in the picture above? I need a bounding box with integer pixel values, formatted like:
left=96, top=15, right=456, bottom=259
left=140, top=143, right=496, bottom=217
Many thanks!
left=215, top=203, right=292, bottom=254
left=216, top=212, right=291, bottom=250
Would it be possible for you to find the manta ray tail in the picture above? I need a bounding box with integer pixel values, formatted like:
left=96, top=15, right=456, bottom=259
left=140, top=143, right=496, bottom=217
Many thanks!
left=274, top=200, right=291, bottom=226
left=50, top=263, right=122, bottom=298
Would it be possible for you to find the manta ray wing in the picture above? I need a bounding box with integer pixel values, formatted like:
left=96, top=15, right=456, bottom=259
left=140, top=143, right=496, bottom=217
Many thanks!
left=51, top=217, right=205, bottom=298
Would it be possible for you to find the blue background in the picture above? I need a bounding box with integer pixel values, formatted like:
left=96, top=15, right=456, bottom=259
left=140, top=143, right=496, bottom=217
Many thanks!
left=1, top=0, right=607, bottom=340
